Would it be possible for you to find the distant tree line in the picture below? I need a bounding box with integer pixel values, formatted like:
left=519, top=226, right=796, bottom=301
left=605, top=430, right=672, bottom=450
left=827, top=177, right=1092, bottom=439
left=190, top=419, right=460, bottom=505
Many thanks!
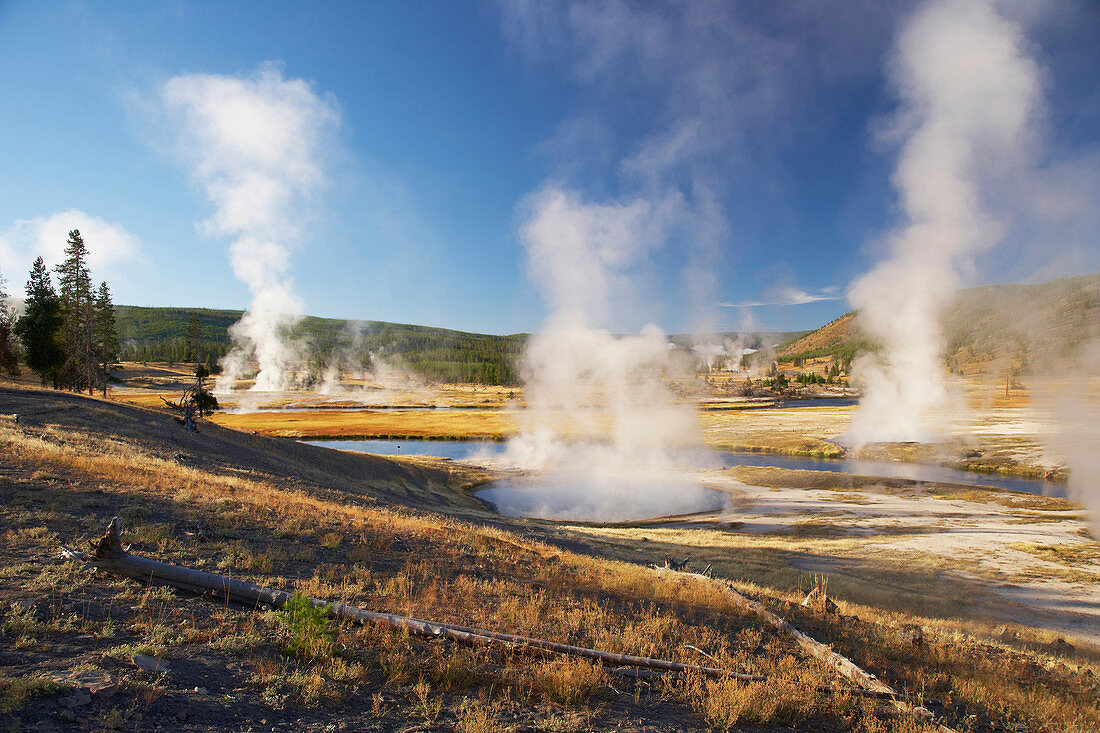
left=296, top=319, right=525, bottom=386
left=121, top=331, right=228, bottom=374
left=0, top=229, right=119, bottom=395
left=115, top=306, right=234, bottom=370
left=105, top=307, right=527, bottom=386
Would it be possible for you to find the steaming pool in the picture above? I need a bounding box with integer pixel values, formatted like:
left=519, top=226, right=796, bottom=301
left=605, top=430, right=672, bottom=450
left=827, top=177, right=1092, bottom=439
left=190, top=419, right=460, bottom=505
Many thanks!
left=303, top=438, right=1066, bottom=501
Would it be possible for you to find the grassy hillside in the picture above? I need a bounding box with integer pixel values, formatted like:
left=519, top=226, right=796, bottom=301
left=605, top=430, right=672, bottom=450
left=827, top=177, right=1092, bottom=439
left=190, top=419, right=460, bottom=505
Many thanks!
left=116, top=273, right=1100, bottom=387
left=777, top=314, right=858, bottom=358
left=943, top=273, right=1100, bottom=375
left=776, top=273, right=1100, bottom=376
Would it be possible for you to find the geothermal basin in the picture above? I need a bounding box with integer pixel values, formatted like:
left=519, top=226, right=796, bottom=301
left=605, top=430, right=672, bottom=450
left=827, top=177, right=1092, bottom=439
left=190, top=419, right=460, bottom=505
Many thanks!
left=304, top=438, right=1064, bottom=497
left=304, top=437, right=1065, bottom=521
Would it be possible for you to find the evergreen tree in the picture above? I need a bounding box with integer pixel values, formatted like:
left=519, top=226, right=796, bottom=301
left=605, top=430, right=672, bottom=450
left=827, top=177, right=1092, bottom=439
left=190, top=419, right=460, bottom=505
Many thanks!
left=0, top=268, right=20, bottom=378
left=55, top=229, right=96, bottom=393
left=14, top=258, right=65, bottom=386
left=94, top=281, right=120, bottom=396
left=185, top=313, right=202, bottom=363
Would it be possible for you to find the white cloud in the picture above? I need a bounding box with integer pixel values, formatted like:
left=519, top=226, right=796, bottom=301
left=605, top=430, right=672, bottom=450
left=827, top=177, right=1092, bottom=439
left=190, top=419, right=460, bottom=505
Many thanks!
left=0, top=209, right=141, bottom=286
left=720, top=286, right=842, bottom=308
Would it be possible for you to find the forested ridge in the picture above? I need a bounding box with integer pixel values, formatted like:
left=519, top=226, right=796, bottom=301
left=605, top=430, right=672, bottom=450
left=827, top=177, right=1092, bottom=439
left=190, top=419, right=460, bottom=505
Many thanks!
left=115, top=306, right=528, bottom=385
left=776, top=273, right=1100, bottom=375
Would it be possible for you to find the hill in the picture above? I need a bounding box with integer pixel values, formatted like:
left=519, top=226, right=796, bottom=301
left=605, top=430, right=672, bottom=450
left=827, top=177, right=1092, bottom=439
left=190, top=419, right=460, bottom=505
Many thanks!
left=777, top=273, right=1100, bottom=376
left=776, top=313, right=864, bottom=363
left=115, top=306, right=528, bottom=386
left=111, top=274, right=1100, bottom=386
left=114, top=306, right=807, bottom=386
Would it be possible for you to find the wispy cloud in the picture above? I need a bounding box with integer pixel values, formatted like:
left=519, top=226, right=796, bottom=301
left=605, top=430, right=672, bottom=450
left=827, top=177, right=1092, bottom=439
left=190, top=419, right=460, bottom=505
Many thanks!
left=0, top=209, right=141, bottom=283
left=720, top=286, right=841, bottom=308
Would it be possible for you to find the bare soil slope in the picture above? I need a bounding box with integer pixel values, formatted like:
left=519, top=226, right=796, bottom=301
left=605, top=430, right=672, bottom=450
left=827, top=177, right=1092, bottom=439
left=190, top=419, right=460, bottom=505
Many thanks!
left=777, top=313, right=859, bottom=359
left=775, top=273, right=1100, bottom=375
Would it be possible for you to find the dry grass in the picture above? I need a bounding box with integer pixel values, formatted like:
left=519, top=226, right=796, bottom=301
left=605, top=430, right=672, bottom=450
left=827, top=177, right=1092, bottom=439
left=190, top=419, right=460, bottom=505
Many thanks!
left=728, top=466, right=1079, bottom=515
left=0, top=417, right=852, bottom=729
left=1009, top=542, right=1100, bottom=583
left=929, top=487, right=1080, bottom=511
left=1010, top=543, right=1100, bottom=567
left=0, top=673, right=59, bottom=713
left=700, top=405, right=850, bottom=458
left=527, top=657, right=607, bottom=704
left=728, top=466, right=895, bottom=491
left=209, top=407, right=520, bottom=440
left=1, top=390, right=1098, bottom=730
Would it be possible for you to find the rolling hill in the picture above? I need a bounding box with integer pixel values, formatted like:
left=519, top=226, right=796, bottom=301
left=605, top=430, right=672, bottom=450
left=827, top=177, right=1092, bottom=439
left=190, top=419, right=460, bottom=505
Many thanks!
left=114, top=273, right=1099, bottom=386
left=115, top=306, right=807, bottom=386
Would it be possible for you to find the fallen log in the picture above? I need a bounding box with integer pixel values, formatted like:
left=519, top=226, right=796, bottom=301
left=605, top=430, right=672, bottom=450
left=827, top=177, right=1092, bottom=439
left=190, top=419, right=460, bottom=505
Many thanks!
left=61, top=518, right=765, bottom=681
left=654, top=567, right=956, bottom=733
left=63, top=518, right=928, bottom=706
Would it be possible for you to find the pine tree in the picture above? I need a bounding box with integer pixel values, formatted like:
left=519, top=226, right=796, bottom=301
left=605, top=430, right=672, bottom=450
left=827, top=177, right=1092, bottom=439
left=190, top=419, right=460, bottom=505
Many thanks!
left=55, top=229, right=96, bottom=394
left=0, top=268, right=20, bottom=378
left=94, top=281, right=120, bottom=396
left=14, top=257, right=66, bottom=386
left=185, top=313, right=202, bottom=363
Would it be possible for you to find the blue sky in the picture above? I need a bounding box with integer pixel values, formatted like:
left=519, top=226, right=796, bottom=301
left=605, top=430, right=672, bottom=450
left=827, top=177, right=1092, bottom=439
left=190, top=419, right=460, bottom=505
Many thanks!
left=1, top=1, right=1097, bottom=335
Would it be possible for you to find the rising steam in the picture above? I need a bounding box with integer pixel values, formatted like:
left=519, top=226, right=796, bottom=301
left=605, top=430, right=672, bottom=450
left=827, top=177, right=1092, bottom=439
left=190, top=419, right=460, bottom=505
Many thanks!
left=156, top=63, right=339, bottom=392
left=490, top=187, right=722, bottom=521
left=846, top=0, right=1041, bottom=445
left=317, top=322, right=432, bottom=405
left=1043, top=340, right=1100, bottom=534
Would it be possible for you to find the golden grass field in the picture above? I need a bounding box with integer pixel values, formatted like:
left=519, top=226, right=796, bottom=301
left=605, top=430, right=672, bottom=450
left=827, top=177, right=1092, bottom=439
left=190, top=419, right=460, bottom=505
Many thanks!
left=210, top=407, right=521, bottom=441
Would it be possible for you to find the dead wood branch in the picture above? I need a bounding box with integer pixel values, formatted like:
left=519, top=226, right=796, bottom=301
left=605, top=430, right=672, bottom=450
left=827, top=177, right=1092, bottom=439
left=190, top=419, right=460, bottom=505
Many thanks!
left=61, top=518, right=925, bottom=705
left=654, top=566, right=956, bottom=732
left=651, top=554, right=692, bottom=571
left=62, top=518, right=761, bottom=681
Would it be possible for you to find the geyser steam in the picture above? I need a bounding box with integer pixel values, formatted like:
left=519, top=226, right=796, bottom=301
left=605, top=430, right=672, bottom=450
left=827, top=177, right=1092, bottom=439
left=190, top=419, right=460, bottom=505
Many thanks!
left=1045, top=340, right=1100, bottom=535
left=846, top=0, right=1040, bottom=445
left=492, top=188, right=723, bottom=522
left=157, top=63, right=339, bottom=392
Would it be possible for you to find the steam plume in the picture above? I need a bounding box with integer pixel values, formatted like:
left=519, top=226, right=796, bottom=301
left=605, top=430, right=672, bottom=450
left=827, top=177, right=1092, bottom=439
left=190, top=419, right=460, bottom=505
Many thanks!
left=493, top=187, right=721, bottom=521
left=317, top=322, right=432, bottom=405
left=495, top=2, right=854, bottom=518
left=846, top=0, right=1041, bottom=445
left=1043, top=340, right=1100, bottom=534
left=156, top=63, right=339, bottom=392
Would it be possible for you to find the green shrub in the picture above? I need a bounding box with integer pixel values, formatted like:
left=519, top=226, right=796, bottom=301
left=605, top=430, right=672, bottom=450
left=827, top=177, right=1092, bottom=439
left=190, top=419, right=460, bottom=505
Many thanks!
left=278, top=592, right=333, bottom=659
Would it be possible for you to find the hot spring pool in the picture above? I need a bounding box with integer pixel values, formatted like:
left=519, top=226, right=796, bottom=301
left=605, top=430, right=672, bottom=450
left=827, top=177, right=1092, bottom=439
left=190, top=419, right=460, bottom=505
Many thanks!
left=475, top=480, right=731, bottom=522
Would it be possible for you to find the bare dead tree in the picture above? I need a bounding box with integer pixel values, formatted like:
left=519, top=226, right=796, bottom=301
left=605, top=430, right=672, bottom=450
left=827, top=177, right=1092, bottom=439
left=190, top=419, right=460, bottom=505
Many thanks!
left=162, top=365, right=218, bottom=431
